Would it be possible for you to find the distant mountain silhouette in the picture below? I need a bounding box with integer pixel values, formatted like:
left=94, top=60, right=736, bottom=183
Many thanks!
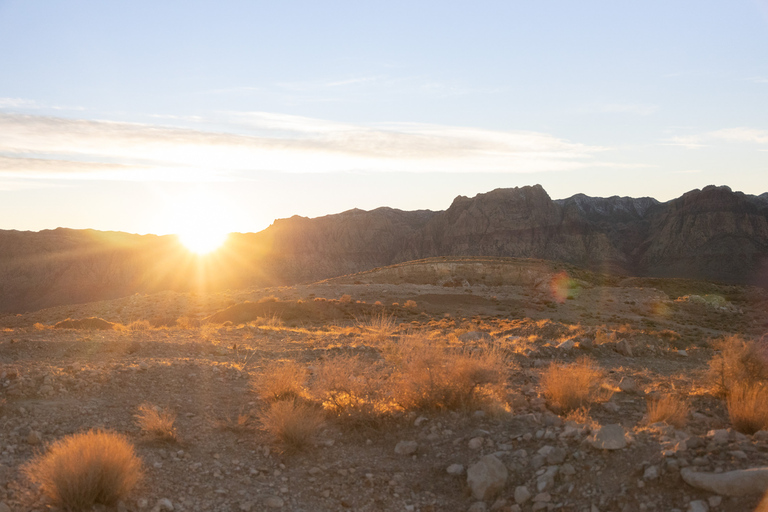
left=1, top=185, right=766, bottom=314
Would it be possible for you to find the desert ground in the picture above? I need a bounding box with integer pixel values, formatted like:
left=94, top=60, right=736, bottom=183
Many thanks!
left=1, top=258, right=767, bottom=512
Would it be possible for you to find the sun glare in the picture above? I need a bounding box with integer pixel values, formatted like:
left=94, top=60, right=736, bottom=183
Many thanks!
left=178, top=228, right=229, bottom=254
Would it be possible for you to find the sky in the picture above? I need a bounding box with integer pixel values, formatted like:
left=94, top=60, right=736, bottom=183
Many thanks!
left=1, top=0, right=767, bottom=236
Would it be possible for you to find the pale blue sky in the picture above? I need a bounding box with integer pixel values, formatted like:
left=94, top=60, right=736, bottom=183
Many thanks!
left=0, top=0, right=766, bottom=235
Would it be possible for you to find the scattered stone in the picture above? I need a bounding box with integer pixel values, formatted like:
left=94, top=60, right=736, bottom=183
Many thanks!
left=687, top=500, right=708, bottom=512
left=707, top=496, right=722, bottom=508
left=414, top=416, right=429, bottom=426
left=0, top=502, right=9, bottom=512
left=153, top=498, right=174, bottom=511
left=26, top=430, right=41, bottom=445
left=394, top=440, right=418, bottom=455
left=557, top=339, right=575, bottom=350
left=560, top=463, right=576, bottom=476
left=263, top=496, right=284, bottom=508
left=514, top=486, right=531, bottom=504
left=615, top=339, right=633, bottom=357
left=643, top=465, right=659, bottom=481
left=447, top=463, right=465, bottom=475
left=469, top=437, right=484, bottom=450
left=589, top=424, right=627, bottom=450
left=536, top=466, right=558, bottom=492
left=467, top=455, right=508, bottom=501
left=681, top=467, right=768, bottom=496
left=468, top=502, right=487, bottom=512
left=489, top=498, right=508, bottom=511
left=618, top=377, right=638, bottom=394
left=708, top=429, right=730, bottom=445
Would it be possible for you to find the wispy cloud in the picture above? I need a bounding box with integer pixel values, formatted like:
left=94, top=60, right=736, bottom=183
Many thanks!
left=0, top=111, right=613, bottom=181
left=666, top=127, right=768, bottom=149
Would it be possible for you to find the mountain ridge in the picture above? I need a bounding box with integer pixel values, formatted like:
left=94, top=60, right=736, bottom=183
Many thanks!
left=1, top=184, right=766, bottom=314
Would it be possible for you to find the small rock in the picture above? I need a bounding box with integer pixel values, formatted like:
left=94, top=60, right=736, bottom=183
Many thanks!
left=26, top=430, right=41, bottom=445
left=559, top=463, right=576, bottom=476
left=677, top=349, right=688, bottom=357
left=154, top=498, right=174, bottom=511
left=618, top=378, right=638, bottom=394
left=468, top=502, right=487, bottom=512
left=687, top=500, right=708, bottom=512
left=447, top=463, right=465, bottom=475
left=469, top=437, right=484, bottom=450
left=707, top=496, right=722, bottom=508
left=489, top=498, right=508, bottom=511
left=643, top=465, right=660, bottom=481
left=263, top=496, right=284, bottom=508
left=467, top=455, right=508, bottom=501
left=514, top=486, right=531, bottom=504
left=0, top=502, right=10, bottom=512
left=589, top=424, right=627, bottom=450
left=615, top=339, right=633, bottom=357
left=533, top=492, right=551, bottom=502
left=708, top=429, right=730, bottom=445
left=38, top=384, right=54, bottom=396
left=414, top=416, right=429, bottom=426
left=394, top=440, right=418, bottom=455
left=557, top=339, right=575, bottom=351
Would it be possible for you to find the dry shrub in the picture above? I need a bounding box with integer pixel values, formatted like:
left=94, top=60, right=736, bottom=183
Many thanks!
left=261, top=400, right=324, bottom=451
left=646, top=395, right=689, bottom=428
left=252, top=360, right=308, bottom=402
left=403, top=300, right=418, bottom=308
left=727, top=383, right=768, bottom=434
left=708, top=335, right=768, bottom=396
left=33, top=322, right=47, bottom=331
left=23, top=429, right=142, bottom=510
left=390, top=334, right=508, bottom=412
left=175, top=316, right=199, bottom=330
left=135, top=404, right=177, bottom=442
left=339, top=294, right=352, bottom=304
left=127, top=320, right=151, bottom=331
left=310, top=355, right=391, bottom=425
left=541, top=357, right=605, bottom=412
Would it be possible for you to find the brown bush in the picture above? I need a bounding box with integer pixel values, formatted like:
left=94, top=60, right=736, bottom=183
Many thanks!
left=727, top=383, right=768, bottom=434
left=310, top=355, right=391, bottom=425
left=23, top=429, right=142, bottom=510
left=708, top=335, right=768, bottom=396
left=252, top=360, right=308, bottom=402
left=390, top=335, right=508, bottom=412
left=646, top=395, right=689, bottom=428
left=135, top=404, right=177, bottom=442
left=541, top=357, right=605, bottom=412
left=261, top=400, right=324, bottom=451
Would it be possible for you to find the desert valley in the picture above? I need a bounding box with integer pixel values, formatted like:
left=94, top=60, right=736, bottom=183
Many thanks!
left=0, top=185, right=766, bottom=512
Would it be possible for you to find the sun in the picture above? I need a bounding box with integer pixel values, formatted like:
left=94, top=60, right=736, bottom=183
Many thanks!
left=164, top=188, right=233, bottom=255
left=178, top=228, right=229, bottom=254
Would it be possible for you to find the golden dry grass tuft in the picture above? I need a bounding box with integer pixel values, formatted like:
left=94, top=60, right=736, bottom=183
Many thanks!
left=261, top=400, right=325, bottom=451
left=252, top=360, right=309, bottom=402
left=389, top=334, right=509, bottom=412
left=135, top=404, right=177, bottom=442
left=23, top=429, right=143, bottom=510
left=357, top=312, right=397, bottom=344
left=541, top=357, right=605, bottom=412
left=646, top=394, right=689, bottom=428
left=727, top=383, right=768, bottom=434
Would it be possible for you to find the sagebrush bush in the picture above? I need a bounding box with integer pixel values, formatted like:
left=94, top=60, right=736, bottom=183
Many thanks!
left=708, top=335, right=768, bottom=396
left=310, top=355, right=390, bottom=425
left=252, top=360, right=308, bottom=402
left=389, top=334, right=508, bottom=412
left=23, top=429, right=143, bottom=510
left=727, top=383, right=768, bottom=434
left=541, top=357, right=605, bottom=412
left=646, top=394, right=689, bottom=428
left=261, top=400, right=324, bottom=451
left=135, top=403, right=177, bottom=442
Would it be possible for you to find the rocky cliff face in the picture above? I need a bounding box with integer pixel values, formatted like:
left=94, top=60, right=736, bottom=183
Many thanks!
left=1, top=185, right=766, bottom=314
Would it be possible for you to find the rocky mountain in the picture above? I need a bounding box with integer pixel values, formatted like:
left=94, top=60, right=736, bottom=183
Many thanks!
left=1, top=185, right=766, bottom=314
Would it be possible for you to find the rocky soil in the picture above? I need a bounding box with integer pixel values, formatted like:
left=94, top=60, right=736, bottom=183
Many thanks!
left=1, top=267, right=768, bottom=512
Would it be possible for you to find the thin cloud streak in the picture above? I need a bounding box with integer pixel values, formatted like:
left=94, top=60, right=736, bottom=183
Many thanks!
left=0, top=111, right=615, bottom=181
left=667, top=127, right=768, bottom=148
